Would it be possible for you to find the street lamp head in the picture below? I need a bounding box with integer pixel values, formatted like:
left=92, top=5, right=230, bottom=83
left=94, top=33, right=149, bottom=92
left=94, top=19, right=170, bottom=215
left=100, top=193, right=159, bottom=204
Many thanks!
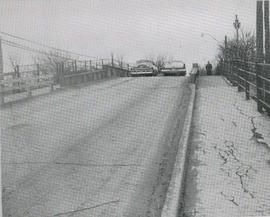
left=233, top=14, right=241, bottom=30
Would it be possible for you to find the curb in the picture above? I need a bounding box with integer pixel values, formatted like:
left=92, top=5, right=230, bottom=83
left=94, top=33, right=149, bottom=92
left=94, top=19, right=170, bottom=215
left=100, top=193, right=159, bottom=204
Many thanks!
left=161, top=83, right=196, bottom=217
left=222, top=75, right=233, bottom=86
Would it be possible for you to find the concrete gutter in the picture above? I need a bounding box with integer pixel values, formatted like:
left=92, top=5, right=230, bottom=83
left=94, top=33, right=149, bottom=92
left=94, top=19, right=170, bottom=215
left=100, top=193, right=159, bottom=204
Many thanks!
left=161, top=83, right=196, bottom=217
left=222, top=75, right=233, bottom=86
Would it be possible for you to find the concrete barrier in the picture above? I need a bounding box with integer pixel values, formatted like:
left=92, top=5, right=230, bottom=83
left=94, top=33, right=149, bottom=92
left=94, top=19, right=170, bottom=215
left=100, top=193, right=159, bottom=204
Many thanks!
left=60, top=65, right=129, bottom=87
left=0, top=75, right=54, bottom=106
left=161, top=82, right=196, bottom=217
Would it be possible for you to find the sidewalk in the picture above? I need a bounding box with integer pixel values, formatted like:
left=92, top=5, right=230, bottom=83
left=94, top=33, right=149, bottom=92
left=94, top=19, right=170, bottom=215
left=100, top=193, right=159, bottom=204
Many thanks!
left=183, top=76, right=270, bottom=217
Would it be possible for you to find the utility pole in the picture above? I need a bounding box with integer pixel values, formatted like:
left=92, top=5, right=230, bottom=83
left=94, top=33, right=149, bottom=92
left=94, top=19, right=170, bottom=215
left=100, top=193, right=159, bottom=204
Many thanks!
left=257, top=1, right=264, bottom=113
left=264, top=0, right=270, bottom=115
left=265, top=0, right=270, bottom=63
left=257, top=1, right=264, bottom=63
left=233, top=15, right=241, bottom=59
left=225, top=35, right=228, bottom=61
left=0, top=37, right=3, bottom=80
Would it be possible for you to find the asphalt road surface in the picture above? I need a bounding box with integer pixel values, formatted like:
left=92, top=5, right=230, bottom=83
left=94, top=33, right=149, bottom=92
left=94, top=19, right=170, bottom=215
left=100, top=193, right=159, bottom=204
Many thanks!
left=1, top=77, right=191, bottom=217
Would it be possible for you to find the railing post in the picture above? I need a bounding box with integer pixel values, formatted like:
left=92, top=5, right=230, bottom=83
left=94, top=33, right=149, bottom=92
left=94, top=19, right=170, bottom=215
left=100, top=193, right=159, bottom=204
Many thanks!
left=245, top=61, right=250, bottom=100
left=27, top=85, right=32, bottom=98
left=235, top=60, right=240, bottom=91
left=230, top=60, right=235, bottom=85
left=60, top=62, right=65, bottom=86
left=256, top=62, right=263, bottom=113
left=37, top=63, right=40, bottom=85
left=0, top=93, right=4, bottom=105
left=74, top=60, right=77, bottom=73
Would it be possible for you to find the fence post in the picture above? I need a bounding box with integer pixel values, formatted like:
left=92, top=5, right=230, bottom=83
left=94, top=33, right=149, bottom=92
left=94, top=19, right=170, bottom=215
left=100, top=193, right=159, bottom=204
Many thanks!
left=14, top=65, right=20, bottom=93
left=60, top=62, right=65, bottom=86
left=231, top=60, right=235, bottom=85
left=111, top=55, right=114, bottom=67
left=235, top=60, right=241, bottom=91
left=245, top=61, right=250, bottom=100
left=256, top=62, right=263, bottom=113
left=85, top=60, right=87, bottom=71
left=0, top=37, right=3, bottom=81
left=0, top=92, right=4, bottom=105
left=90, top=60, right=92, bottom=71
left=37, top=63, right=40, bottom=85
left=74, top=60, right=77, bottom=73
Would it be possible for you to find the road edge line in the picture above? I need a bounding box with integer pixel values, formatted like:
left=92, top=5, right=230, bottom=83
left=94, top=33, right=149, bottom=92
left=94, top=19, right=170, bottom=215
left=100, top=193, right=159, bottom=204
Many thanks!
left=161, top=83, right=196, bottom=217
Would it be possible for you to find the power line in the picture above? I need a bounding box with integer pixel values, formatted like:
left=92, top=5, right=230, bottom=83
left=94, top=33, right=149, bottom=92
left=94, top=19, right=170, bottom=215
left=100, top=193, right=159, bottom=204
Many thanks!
left=0, top=30, right=99, bottom=59
left=2, top=39, right=75, bottom=60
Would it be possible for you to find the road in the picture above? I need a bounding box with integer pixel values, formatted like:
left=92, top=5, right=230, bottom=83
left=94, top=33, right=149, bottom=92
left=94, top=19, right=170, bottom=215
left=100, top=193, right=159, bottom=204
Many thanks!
left=1, top=77, right=191, bottom=217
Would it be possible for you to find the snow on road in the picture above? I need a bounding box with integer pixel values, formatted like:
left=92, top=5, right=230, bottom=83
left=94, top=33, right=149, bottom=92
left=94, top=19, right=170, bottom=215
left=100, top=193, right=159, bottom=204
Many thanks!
left=183, top=76, right=270, bottom=217
left=1, top=76, right=191, bottom=217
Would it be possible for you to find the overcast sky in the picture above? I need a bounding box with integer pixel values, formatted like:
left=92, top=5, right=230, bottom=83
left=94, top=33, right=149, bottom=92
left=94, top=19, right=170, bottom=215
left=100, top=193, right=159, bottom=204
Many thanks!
left=0, top=0, right=257, bottom=71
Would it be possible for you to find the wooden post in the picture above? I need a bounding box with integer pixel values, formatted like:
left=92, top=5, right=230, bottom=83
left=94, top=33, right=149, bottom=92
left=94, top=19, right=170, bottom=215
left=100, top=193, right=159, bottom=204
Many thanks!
left=15, top=65, right=20, bottom=93
left=0, top=37, right=3, bottom=105
left=90, top=60, right=92, bottom=71
left=60, top=62, right=65, bottom=86
left=257, top=1, right=264, bottom=63
left=265, top=1, right=270, bottom=63
left=111, top=54, right=114, bottom=67
left=101, top=59, right=104, bottom=69
left=0, top=37, right=3, bottom=81
left=245, top=72, right=250, bottom=100
left=37, top=64, right=40, bottom=85
left=235, top=60, right=241, bottom=91
left=74, top=60, right=77, bottom=73
left=256, top=63, right=263, bottom=112
left=264, top=1, right=270, bottom=114
left=257, top=1, right=265, bottom=113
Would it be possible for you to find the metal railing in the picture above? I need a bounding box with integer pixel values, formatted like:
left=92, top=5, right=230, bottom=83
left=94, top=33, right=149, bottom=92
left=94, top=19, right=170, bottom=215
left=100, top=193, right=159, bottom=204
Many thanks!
left=220, top=59, right=270, bottom=115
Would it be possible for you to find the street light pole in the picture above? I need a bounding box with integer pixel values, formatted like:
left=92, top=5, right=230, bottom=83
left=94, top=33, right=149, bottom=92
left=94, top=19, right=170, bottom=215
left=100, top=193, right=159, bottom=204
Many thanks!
left=233, top=14, right=241, bottom=59
left=0, top=37, right=3, bottom=80
left=201, top=33, right=219, bottom=43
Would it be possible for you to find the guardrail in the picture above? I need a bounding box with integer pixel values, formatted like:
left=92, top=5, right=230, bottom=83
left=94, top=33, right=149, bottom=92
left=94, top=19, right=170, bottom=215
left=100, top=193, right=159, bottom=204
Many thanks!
left=0, top=74, right=54, bottom=105
left=220, top=59, right=270, bottom=116
left=59, top=64, right=129, bottom=86
left=0, top=62, right=130, bottom=105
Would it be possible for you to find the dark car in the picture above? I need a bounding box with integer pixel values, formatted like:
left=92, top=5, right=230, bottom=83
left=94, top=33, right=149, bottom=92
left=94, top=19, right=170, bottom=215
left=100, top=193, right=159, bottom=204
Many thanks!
left=161, top=61, right=186, bottom=76
left=130, top=60, right=158, bottom=77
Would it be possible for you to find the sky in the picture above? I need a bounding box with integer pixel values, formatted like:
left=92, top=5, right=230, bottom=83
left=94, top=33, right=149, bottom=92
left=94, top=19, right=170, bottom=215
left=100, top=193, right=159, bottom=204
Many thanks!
left=0, top=0, right=258, bottom=72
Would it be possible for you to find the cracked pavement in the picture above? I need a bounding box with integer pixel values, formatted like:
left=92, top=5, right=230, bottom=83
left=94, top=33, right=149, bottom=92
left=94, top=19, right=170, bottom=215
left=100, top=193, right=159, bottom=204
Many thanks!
left=1, top=77, right=191, bottom=217
left=182, top=76, right=270, bottom=217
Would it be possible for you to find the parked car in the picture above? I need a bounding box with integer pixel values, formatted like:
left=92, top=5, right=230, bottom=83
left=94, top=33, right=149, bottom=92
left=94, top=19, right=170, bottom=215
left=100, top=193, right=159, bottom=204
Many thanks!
left=130, top=60, right=158, bottom=77
left=161, top=60, right=186, bottom=76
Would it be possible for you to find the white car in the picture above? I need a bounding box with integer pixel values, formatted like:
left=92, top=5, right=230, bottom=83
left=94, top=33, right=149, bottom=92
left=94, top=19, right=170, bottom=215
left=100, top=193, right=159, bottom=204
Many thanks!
left=161, top=61, right=186, bottom=76
left=130, top=60, right=158, bottom=77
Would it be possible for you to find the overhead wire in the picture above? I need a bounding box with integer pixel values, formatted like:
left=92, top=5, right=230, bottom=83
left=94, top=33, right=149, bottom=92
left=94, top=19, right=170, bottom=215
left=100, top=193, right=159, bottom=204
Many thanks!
left=0, top=30, right=99, bottom=59
left=2, top=39, right=75, bottom=60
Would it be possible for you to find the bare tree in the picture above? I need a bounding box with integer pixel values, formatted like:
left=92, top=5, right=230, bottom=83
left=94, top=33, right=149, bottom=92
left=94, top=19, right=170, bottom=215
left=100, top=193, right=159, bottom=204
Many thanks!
left=116, top=54, right=124, bottom=68
left=33, top=50, right=72, bottom=75
left=217, top=29, right=256, bottom=62
left=145, top=54, right=169, bottom=73
left=9, top=55, right=20, bottom=72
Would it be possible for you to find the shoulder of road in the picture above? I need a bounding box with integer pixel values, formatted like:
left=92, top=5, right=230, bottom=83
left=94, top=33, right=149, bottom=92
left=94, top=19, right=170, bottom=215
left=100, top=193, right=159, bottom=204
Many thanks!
left=182, top=75, right=270, bottom=217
